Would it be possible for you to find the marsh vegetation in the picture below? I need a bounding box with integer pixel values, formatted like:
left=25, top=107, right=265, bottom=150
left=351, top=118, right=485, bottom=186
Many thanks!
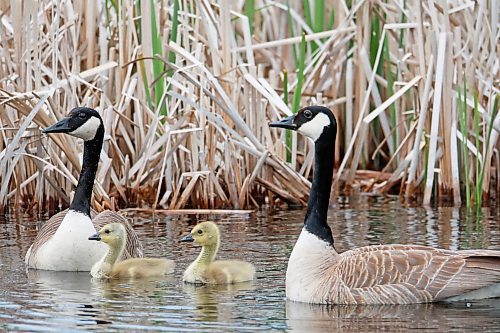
left=0, top=1, right=498, bottom=211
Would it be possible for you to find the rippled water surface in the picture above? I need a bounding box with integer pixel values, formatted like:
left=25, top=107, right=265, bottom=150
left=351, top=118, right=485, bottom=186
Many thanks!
left=1, top=196, right=499, bottom=332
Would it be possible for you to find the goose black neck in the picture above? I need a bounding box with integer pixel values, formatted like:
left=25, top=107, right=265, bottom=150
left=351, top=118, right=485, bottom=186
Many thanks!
left=69, top=127, right=104, bottom=216
left=304, top=125, right=335, bottom=246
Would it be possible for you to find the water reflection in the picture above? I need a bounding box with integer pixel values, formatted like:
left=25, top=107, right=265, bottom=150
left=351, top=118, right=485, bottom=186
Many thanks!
left=183, top=282, right=255, bottom=323
left=1, top=197, right=499, bottom=331
left=286, top=299, right=500, bottom=332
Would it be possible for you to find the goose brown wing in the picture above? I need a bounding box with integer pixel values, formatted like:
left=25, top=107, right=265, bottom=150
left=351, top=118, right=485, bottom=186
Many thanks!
left=26, top=209, right=97, bottom=265
left=336, top=245, right=500, bottom=303
left=92, top=211, right=144, bottom=259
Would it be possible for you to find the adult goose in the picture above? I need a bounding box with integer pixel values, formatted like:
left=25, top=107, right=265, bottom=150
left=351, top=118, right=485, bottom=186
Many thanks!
left=25, top=107, right=143, bottom=271
left=270, top=105, right=500, bottom=304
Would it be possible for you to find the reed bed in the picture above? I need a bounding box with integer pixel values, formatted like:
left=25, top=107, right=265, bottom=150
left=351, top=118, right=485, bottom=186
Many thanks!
left=0, top=0, right=498, bottom=212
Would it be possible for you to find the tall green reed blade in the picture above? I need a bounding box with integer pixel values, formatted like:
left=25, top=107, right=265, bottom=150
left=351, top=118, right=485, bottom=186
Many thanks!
left=291, top=33, right=307, bottom=113
left=167, top=0, right=179, bottom=79
left=478, top=95, right=499, bottom=203
left=246, top=0, right=255, bottom=35
left=139, top=57, right=154, bottom=111
left=287, top=33, right=307, bottom=163
left=314, top=0, right=325, bottom=33
left=283, top=70, right=291, bottom=161
left=473, top=92, right=481, bottom=207
left=283, top=70, right=289, bottom=106
left=369, top=13, right=382, bottom=167
left=458, top=81, right=470, bottom=209
left=105, top=0, right=118, bottom=25
left=327, top=7, right=335, bottom=30
left=303, top=0, right=313, bottom=32
left=383, top=34, right=397, bottom=150
left=135, top=0, right=143, bottom=43
left=304, top=0, right=326, bottom=55
left=287, top=1, right=299, bottom=67
left=150, top=0, right=167, bottom=116
left=398, top=0, right=407, bottom=48
left=473, top=93, right=498, bottom=211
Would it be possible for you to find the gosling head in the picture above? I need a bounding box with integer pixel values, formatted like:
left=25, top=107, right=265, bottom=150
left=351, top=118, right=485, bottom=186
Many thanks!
left=43, top=107, right=103, bottom=141
left=180, top=221, right=220, bottom=247
left=269, top=106, right=337, bottom=142
left=88, top=223, right=126, bottom=246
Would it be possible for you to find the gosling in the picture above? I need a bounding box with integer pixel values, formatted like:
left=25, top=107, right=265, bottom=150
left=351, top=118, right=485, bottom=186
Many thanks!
left=89, top=223, right=175, bottom=279
left=180, top=221, right=255, bottom=284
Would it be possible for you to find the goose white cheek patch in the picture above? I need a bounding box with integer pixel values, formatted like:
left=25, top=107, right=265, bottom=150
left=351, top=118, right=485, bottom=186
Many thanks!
left=297, top=112, right=331, bottom=141
left=69, top=116, right=101, bottom=141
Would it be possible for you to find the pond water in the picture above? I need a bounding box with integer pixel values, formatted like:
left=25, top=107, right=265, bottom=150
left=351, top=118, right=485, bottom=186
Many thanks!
left=1, top=196, right=499, bottom=332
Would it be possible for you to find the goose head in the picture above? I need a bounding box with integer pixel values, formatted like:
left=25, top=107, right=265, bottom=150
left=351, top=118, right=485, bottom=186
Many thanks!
left=270, top=106, right=337, bottom=142
left=88, top=223, right=126, bottom=247
left=43, top=107, right=103, bottom=141
left=180, top=221, right=220, bottom=246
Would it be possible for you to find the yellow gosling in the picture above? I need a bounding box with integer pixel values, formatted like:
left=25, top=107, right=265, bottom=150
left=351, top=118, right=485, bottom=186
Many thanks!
left=180, top=221, right=255, bottom=285
left=89, top=223, right=175, bottom=279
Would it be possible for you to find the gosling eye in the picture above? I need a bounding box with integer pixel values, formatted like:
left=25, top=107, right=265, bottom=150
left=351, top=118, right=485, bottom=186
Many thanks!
left=104, top=229, right=110, bottom=234
left=197, top=229, right=203, bottom=235
left=78, top=112, right=87, bottom=119
left=303, top=109, right=313, bottom=119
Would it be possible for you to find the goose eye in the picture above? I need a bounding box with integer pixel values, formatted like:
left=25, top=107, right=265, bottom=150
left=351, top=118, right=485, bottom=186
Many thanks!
left=104, top=229, right=110, bottom=234
left=303, top=109, right=313, bottom=119
left=78, top=112, right=87, bottom=118
left=197, top=229, right=203, bottom=235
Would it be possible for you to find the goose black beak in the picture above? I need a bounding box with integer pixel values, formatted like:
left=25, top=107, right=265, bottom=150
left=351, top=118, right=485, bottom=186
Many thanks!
left=180, top=234, right=194, bottom=243
left=43, top=117, right=72, bottom=134
left=88, top=233, right=101, bottom=241
left=269, top=115, right=297, bottom=130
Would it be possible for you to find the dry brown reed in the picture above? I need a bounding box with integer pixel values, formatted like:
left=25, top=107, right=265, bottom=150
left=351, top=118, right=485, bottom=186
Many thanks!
left=0, top=1, right=498, bottom=212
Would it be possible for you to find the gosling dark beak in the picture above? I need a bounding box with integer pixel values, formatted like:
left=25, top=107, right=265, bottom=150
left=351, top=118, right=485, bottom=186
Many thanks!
left=88, top=232, right=101, bottom=241
left=269, top=115, right=297, bottom=130
left=42, top=117, right=72, bottom=134
left=180, top=234, right=194, bottom=243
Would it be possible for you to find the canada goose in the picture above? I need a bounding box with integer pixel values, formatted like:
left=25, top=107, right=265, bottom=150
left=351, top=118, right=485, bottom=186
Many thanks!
left=25, top=107, right=143, bottom=271
left=270, top=106, right=500, bottom=304
left=180, top=221, right=255, bottom=284
left=88, top=223, right=175, bottom=279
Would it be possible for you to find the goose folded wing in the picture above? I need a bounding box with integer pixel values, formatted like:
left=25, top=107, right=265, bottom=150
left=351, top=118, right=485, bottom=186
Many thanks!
left=336, top=246, right=500, bottom=303
left=92, top=211, right=144, bottom=259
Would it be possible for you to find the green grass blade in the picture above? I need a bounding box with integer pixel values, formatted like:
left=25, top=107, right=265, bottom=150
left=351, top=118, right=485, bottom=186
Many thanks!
left=287, top=33, right=307, bottom=163
left=246, top=0, right=255, bottom=35
left=167, top=0, right=179, bottom=78
left=314, top=0, right=325, bottom=32
left=327, top=8, right=335, bottom=29
left=283, top=69, right=291, bottom=162
left=458, top=81, right=470, bottom=209
left=283, top=70, right=289, bottom=106
left=291, top=33, right=306, bottom=114
left=473, top=92, right=481, bottom=206
left=303, top=0, right=313, bottom=31
left=150, top=0, right=167, bottom=115
left=383, top=34, right=397, bottom=150
left=478, top=95, right=499, bottom=205
left=287, top=2, right=299, bottom=67
left=139, top=57, right=154, bottom=110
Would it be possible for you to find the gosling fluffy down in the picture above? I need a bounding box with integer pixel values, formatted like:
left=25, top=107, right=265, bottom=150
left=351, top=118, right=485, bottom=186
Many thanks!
left=180, top=221, right=255, bottom=284
left=89, top=223, right=175, bottom=279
